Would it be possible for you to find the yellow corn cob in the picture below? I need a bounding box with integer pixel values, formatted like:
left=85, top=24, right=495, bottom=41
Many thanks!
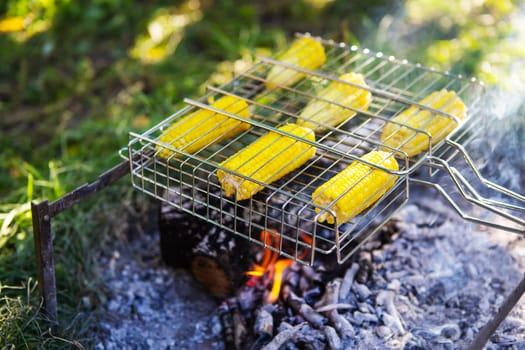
left=217, top=124, right=316, bottom=201
left=380, top=89, right=467, bottom=157
left=312, top=150, right=398, bottom=224
left=156, top=95, right=250, bottom=158
left=265, top=36, right=326, bottom=90
left=297, top=73, right=372, bottom=131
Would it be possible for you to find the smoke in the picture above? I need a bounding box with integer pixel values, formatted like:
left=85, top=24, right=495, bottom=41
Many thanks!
left=363, top=1, right=525, bottom=225
left=368, top=1, right=525, bottom=98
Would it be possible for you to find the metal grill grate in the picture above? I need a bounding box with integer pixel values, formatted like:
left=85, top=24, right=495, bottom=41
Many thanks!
left=121, top=33, right=525, bottom=265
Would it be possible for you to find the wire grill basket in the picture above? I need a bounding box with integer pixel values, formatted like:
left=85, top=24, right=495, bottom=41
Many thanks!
left=121, top=33, right=525, bottom=265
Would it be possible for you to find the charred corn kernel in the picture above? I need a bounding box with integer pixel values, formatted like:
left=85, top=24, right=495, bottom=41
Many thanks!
left=217, top=124, right=316, bottom=201
left=380, top=89, right=467, bottom=157
left=265, top=36, right=326, bottom=90
left=312, top=151, right=398, bottom=224
left=297, top=73, right=372, bottom=131
left=156, top=95, right=250, bottom=158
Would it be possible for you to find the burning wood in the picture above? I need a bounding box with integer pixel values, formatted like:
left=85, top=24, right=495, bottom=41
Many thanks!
left=245, top=230, right=297, bottom=304
left=267, top=259, right=294, bottom=303
left=218, top=299, right=237, bottom=349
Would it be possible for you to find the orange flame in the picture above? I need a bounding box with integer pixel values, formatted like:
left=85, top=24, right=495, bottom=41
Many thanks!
left=244, top=230, right=291, bottom=303
left=246, top=230, right=313, bottom=303
left=266, top=259, right=293, bottom=303
left=246, top=230, right=280, bottom=277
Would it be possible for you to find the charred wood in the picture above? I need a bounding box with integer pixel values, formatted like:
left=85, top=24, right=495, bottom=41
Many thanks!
left=317, top=279, right=355, bottom=338
left=376, top=289, right=405, bottom=335
left=355, top=251, right=373, bottom=284
left=324, top=326, right=342, bottom=350
left=339, top=262, right=360, bottom=301
left=218, top=300, right=236, bottom=350
left=261, top=322, right=325, bottom=350
left=218, top=298, right=249, bottom=350
left=159, top=187, right=257, bottom=298
left=233, top=304, right=248, bottom=350
left=282, top=286, right=327, bottom=328
left=329, top=312, right=355, bottom=340
left=254, top=305, right=274, bottom=338
left=316, top=303, right=354, bottom=313
left=261, top=323, right=309, bottom=350
left=250, top=334, right=272, bottom=350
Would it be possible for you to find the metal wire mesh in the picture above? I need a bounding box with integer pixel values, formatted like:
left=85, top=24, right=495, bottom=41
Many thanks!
left=122, top=33, right=523, bottom=265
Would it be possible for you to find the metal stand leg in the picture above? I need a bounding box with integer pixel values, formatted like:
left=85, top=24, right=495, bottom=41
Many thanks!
left=468, top=273, right=525, bottom=350
left=31, top=159, right=131, bottom=326
left=31, top=200, right=58, bottom=325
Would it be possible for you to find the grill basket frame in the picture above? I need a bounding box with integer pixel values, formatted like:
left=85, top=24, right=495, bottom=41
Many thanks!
left=122, top=33, right=524, bottom=265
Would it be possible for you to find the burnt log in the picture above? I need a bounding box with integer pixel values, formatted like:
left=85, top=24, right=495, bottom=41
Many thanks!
left=159, top=186, right=257, bottom=298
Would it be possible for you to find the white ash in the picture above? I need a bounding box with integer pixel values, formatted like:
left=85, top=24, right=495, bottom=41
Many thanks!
left=92, top=229, right=224, bottom=350
left=90, top=194, right=525, bottom=349
left=334, top=197, right=525, bottom=349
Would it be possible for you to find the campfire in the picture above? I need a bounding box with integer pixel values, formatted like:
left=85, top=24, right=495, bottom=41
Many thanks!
left=156, top=192, right=525, bottom=349
left=116, top=34, right=525, bottom=348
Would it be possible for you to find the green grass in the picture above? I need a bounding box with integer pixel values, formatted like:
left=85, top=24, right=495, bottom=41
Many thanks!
left=1, top=0, right=523, bottom=348
left=1, top=279, right=88, bottom=349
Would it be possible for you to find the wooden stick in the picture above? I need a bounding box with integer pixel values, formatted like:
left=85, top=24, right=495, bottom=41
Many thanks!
left=31, top=159, right=131, bottom=326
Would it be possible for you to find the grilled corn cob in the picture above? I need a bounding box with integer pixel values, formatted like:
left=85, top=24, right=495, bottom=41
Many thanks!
left=265, top=36, right=326, bottom=90
left=217, top=124, right=316, bottom=201
left=312, top=150, right=398, bottom=224
left=380, top=89, right=467, bottom=157
left=156, top=95, right=250, bottom=158
left=297, top=73, right=372, bottom=131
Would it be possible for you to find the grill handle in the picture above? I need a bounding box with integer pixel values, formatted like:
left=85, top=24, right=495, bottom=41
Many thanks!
left=411, top=144, right=525, bottom=233
left=444, top=139, right=525, bottom=205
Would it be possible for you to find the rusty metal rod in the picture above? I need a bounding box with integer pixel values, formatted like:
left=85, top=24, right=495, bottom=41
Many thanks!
left=48, top=159, right=130, bottom=216
left=468, top=273, right=525, bottom=350
left=31, top=159, right=130, bottom=325
left=31, top=200, right=57, bottom=325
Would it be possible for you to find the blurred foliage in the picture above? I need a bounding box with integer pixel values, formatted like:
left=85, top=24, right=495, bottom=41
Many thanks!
left=374, top=0, right=525, bottom=86
left=1, top=0, right=524, bottom=347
